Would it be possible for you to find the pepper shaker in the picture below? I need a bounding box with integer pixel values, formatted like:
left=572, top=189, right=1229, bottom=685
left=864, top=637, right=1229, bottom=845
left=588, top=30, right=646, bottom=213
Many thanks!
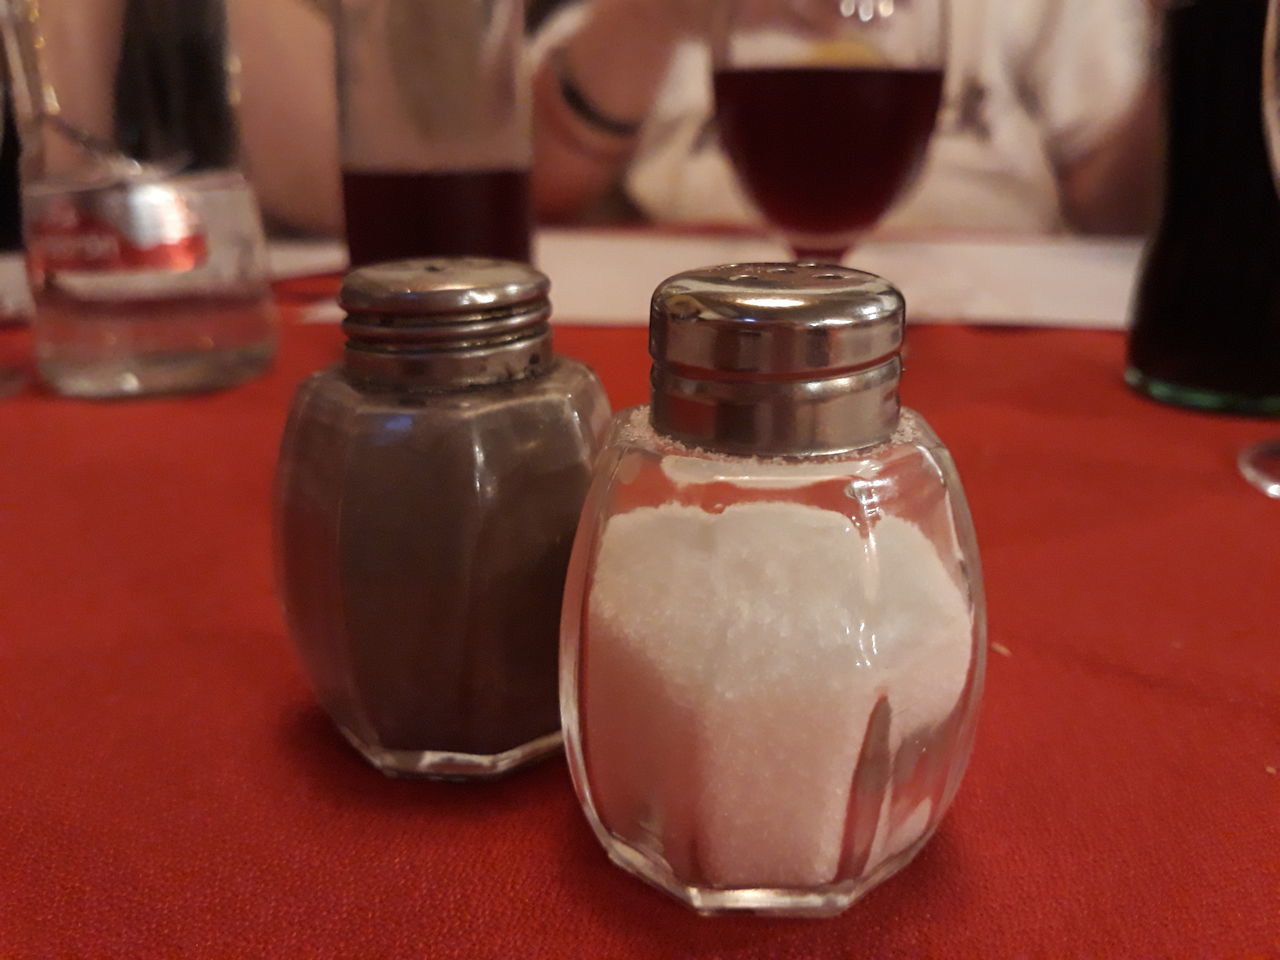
left=277, top=258, right=609, bottom=779
left=560, top=263, right=985, bottom=915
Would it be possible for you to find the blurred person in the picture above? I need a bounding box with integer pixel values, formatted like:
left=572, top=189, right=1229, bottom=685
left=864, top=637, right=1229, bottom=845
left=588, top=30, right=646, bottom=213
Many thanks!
left=531, top=0, right=1165, bottom=234
left=227, top=0, right=1163, bottom=238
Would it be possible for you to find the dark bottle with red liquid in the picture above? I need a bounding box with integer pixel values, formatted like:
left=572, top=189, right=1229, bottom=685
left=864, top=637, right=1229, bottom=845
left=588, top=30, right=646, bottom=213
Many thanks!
left=1127, top=0, right=1280, bottom=414
left=342, top=168, right=531, bottom=267
left=335, top=0, right=532, bottom=267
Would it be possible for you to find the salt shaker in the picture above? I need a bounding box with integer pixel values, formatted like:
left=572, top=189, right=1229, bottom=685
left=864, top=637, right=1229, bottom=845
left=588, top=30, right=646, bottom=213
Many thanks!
left=277, top=258, right=609, bottom=779
left=560, top=264, right=985, bottom=916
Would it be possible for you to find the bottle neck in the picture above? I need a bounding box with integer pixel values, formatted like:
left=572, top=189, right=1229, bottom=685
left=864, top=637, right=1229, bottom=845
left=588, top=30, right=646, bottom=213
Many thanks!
left=649, top=357, right=901, bottom=456
left=1159, top=0, right=1276, bottom=213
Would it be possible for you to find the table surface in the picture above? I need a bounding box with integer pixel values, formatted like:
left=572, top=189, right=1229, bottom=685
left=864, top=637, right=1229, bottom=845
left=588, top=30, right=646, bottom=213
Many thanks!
left=1, top=275, right=1278, bottom=958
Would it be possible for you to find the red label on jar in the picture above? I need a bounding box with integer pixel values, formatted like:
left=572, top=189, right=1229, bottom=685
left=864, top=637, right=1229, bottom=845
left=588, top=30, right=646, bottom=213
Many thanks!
left=24, top=182, right=208, bottom=274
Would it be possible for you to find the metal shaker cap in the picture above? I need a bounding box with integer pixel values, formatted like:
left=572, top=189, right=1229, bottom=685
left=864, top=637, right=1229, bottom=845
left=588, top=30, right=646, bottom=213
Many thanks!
left=651, top=262, right=903, bottom=375
left=340, top=258, right=548, bottom=318
left=649, top=263, right=905, bottom=455
left=339, top=258, right=553, bottom=388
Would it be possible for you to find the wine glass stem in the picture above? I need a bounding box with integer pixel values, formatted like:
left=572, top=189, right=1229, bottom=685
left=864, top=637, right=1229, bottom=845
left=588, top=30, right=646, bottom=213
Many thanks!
left=791, top=246, right=851, bottom=264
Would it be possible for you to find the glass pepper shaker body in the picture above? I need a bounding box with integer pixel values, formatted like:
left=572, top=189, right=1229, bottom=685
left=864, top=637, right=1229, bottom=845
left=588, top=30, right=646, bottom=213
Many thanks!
left=560, top=264, right=985, bottom=915
left=277, top=259, right=609, bottom=778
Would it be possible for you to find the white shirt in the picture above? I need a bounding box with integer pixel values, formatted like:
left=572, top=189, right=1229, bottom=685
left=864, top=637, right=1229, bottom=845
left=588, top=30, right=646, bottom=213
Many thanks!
left=539, top=0, right=1152, bottom=233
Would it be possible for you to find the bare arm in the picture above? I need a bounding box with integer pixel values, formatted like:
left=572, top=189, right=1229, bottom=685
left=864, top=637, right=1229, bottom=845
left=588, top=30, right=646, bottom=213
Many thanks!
left=1057, top=74, right=1162, bottom=235
left=1056, top=1, right=1165, bottom=235
left=227, top=0, right=343, bottom=236
left=530, top=0, right=691, bottom=221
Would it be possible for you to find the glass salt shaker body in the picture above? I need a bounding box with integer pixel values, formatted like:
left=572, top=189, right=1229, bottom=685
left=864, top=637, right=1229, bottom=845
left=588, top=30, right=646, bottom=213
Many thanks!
left=561, top=264, right=985, bottom=916
left=277, top=259, right=609, bottom=779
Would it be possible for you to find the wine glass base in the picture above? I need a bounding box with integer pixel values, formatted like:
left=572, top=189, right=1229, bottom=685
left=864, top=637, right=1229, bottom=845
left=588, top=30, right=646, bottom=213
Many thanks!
left=791, top=248, right=850, bottom=265
left=1238, top=441, right=1280, bottom=498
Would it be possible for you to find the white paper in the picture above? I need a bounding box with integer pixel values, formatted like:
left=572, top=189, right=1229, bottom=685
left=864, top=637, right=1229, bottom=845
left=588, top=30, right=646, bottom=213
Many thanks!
left=4, top=229, right=1142, bottom=330
left=533, top=229, right=1143, bottom=330
left=267, top=238, right=349, bottom=282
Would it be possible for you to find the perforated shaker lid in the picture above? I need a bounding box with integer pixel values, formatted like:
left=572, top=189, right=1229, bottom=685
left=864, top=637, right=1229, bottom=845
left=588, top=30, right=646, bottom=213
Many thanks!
left=649, top=262, right=904, bottom=377
left=340, top=257, right=548, bottom=319
left=648, top=263, right=905, bottom=454
left=338, top=258, right=552, bottom=387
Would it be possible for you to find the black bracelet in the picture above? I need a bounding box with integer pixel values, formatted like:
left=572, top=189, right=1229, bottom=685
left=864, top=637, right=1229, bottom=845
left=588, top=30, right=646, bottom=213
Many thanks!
left=553, top=47, right=643, bottom=139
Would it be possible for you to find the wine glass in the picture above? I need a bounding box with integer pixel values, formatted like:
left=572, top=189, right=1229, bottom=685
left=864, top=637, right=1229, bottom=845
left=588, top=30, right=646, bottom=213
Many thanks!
left=711, top=0, right=947, bottom=263
left=1240, top=0, right=1280, bottom=497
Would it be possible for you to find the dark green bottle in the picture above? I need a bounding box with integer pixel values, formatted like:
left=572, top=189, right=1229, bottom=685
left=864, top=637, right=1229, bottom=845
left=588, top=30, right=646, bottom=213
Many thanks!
left=1126, top=0, right=1280, bottom=414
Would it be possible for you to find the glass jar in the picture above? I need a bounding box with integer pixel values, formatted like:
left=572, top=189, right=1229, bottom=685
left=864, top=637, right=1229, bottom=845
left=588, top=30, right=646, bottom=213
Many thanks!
left=276, top=258, right=609, bottom=778
left=2, top=0, right=279, bottom=398
left=560, top=263, right=985, bottom=915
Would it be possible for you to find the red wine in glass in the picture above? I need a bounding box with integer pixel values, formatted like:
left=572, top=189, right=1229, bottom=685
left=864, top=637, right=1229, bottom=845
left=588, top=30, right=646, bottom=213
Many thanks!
left=714, top=66, right=943, bottom=262
left=341, top=167, right=533, bottom=268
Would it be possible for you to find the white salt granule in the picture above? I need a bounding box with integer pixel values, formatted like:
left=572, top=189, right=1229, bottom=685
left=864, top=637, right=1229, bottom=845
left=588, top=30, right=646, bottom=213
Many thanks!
left=585, top=500, right=972, bottom=890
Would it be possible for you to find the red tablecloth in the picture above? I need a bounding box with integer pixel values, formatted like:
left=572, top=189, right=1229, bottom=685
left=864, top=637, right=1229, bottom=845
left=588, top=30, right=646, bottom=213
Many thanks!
left=1, top=295, right=1277, bottom=957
